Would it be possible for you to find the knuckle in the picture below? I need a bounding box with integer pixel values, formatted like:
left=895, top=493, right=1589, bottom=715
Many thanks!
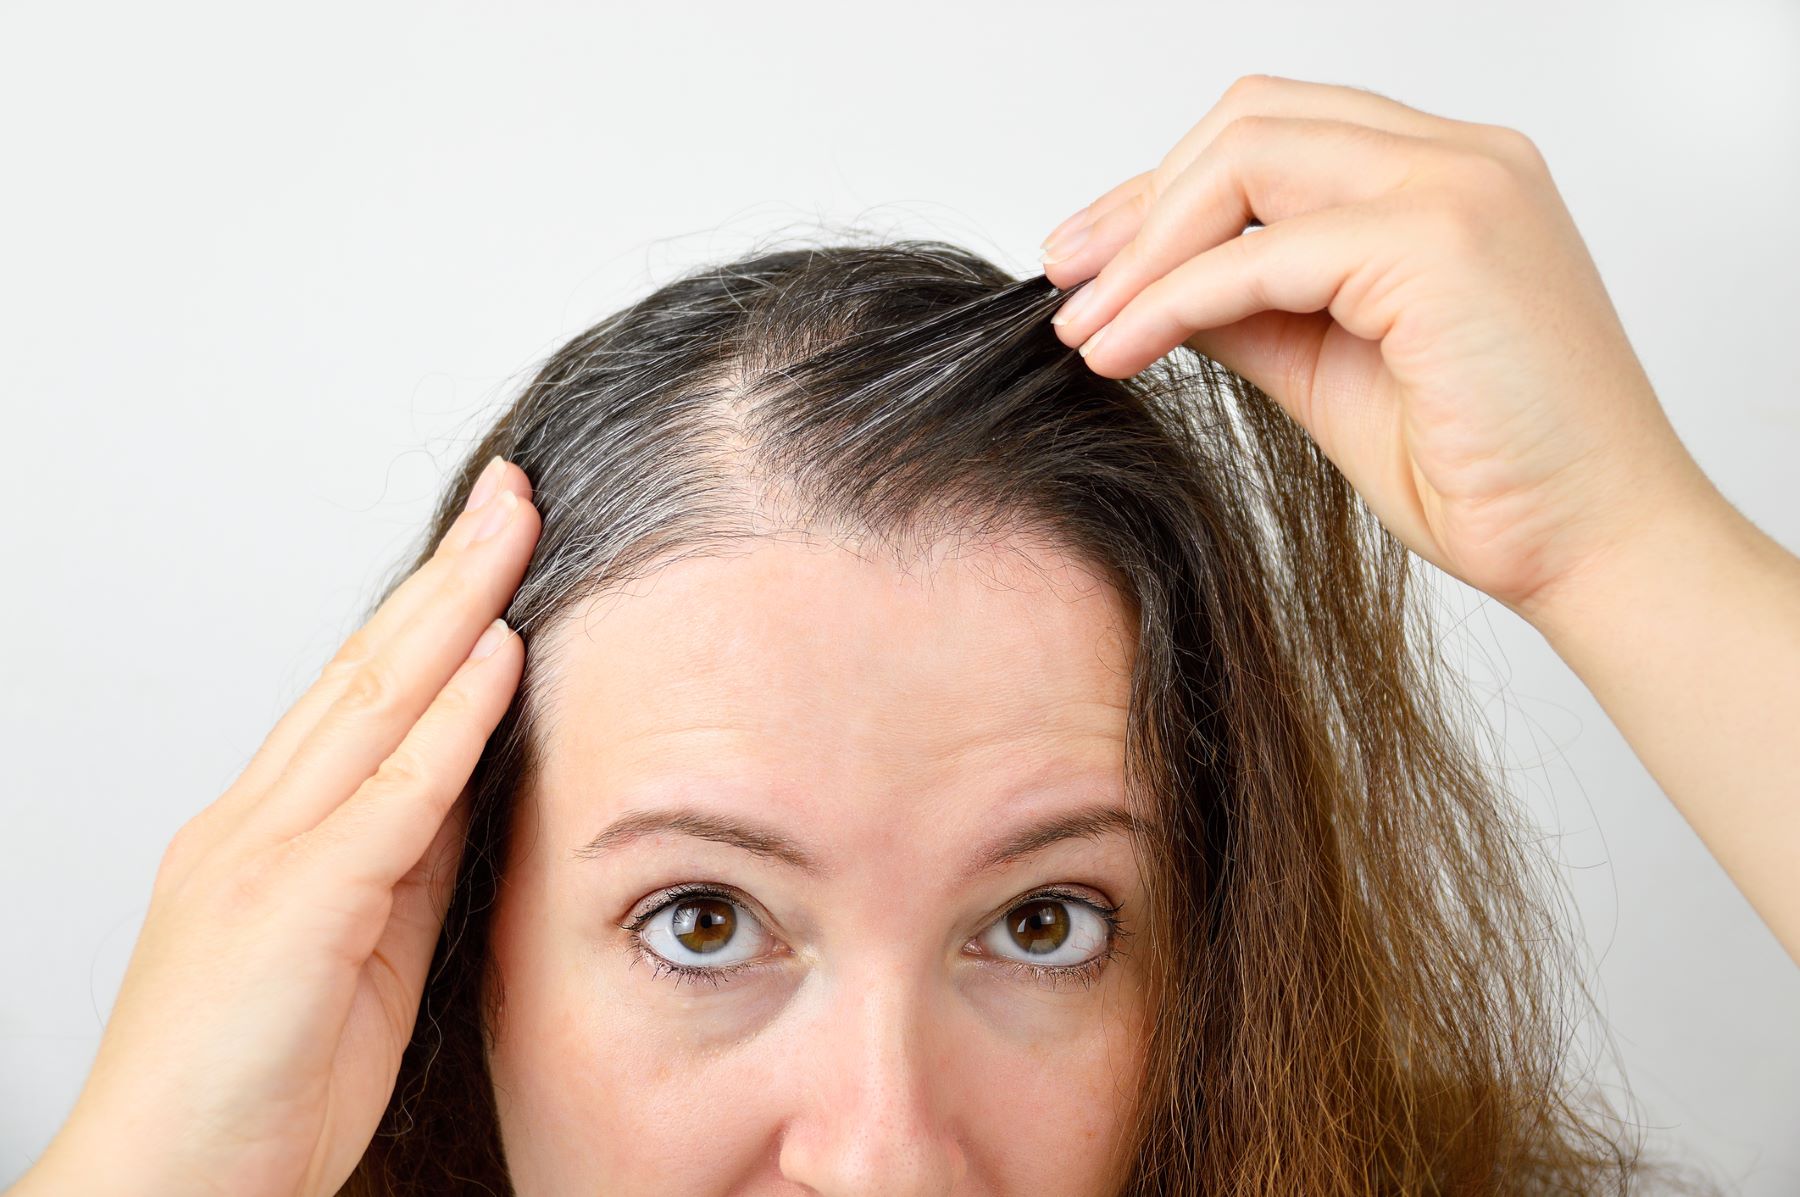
left=255, top=834, right=383, bottom=927
left=1432, top=144, right=1526, bottom=208
left=1212, top=114, right=1270, bottom=157
left=217, top=864, right=270, bottom=913
left=322, top=622, right=387, bottom=685
left=1415, top=194, right=1488, bottom=261
left=1475, top=122, right=1546, bottom=173
left=1147, top=156, right=1181, bottom=199
left=1443, top=152, right=1503, bottom=198
left=370, top=748, right=432, bottom=796
left=1222, top=73, right=1280, bottom=105
left=1446, top=139, right=1532, bottom=198
left=435, top=562, right=479, bottom=609
left=317, top=652, right=365, bottom=692
left=205, top=841, right=285, bottom=913
left=1225, top=232, right=1273, bottom=307
left=154, top=814, right=211, bottom=889
left=429, top=678, right=477, bottom=725
left=1124, top=184, right=1158, bottom=228
left=339, top=656, right=406, bottom=720
left=1129, top=201, right=1177, bottom=262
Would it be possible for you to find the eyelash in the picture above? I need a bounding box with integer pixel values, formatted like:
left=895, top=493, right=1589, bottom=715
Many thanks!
left=620, top=882, right=1129, bottom=992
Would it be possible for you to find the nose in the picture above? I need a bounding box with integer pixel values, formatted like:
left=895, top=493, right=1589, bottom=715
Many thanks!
left=776, top=966, right=968, bottom=1196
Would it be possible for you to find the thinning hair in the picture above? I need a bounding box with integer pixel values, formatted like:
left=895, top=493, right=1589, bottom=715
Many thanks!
left=340, top=235, right=1712, bottom=1195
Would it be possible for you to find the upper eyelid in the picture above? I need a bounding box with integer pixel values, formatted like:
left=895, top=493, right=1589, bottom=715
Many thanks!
left=623, top=881, right=776, bottom=932
left=975, top=882, right=1122, bottom=930
left=969, top=888, right=1124, bottom=948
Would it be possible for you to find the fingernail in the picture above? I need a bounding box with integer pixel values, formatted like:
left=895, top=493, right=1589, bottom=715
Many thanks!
left=1078, top=324, right=1109, bottom=359
left=472, top=489, right=519, bottom=544
left=1052, top=283, right=1100, bottom=328
left=1039, top=205, right=1090, bottom=252
left=464, top=456, right=506, bottom=514
left=1039, top=219, right=1093, bottom=265
left=469, top=617, right=509, bottom=661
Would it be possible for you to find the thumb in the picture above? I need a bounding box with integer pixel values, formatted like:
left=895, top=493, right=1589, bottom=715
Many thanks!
left=1182, top=308, right=1337, bottom=420
left=379, top=784, right=474, bottom=1000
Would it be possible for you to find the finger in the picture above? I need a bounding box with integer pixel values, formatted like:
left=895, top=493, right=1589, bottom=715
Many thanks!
left=213, top=457, right=527, bottom=827
left=1041, top=73, right=1483, bottom=289
left=1040, top=169, right=1154, bottom=262
left=1076, top=202, right=1404, bottom=384
left=236, top=459, right=532, bottom=798
left=1179, top=307, right=1349, bottom=420
left=1072, top=201, right=1430, bottom=524
left=1081, top=208, right=1416, bottom=536
left=155, top=460, right=532, bottom=893
left=1151, top=74, right=1473, bottom=193
left=1049, top=117, right=1426, bottom=349
left=1178, top=307, right=1400, bottom=509
left=301, top=617, right=521, bottom=891
left=248, top=487, right=538, bottom=845
left=362, top=781, right=472, bottom=1035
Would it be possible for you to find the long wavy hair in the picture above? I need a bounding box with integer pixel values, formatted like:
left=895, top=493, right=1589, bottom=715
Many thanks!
left=339, top=237, right=1705, bottom=1195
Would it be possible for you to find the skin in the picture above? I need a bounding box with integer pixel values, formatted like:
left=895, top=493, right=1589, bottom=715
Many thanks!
left=11, top=73, right=1799, bottom=1197
left=486, top=532, right=1147, bottom=1194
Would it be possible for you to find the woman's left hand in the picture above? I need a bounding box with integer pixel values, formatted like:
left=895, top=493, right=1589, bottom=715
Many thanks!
left=1040, top=73, right=1723, bottom=624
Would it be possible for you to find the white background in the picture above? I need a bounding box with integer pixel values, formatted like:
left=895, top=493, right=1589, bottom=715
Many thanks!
left=2, top=1, right=1797, bottom=1189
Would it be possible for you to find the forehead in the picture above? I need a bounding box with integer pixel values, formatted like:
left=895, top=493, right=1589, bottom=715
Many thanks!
left=525, top=531, right=1137, bottom=858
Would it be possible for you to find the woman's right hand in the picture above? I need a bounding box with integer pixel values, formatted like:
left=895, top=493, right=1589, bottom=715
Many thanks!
left=11, top=456, right=540, bottom=1197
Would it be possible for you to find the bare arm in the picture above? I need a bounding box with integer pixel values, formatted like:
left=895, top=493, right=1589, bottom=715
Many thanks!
left=1517, top=475, right=1800, bottom=967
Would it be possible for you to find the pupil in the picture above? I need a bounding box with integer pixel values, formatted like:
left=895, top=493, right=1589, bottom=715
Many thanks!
left=1009, top=899, right=1070, bottom=954
left=672, top=897, right=736, bottom=954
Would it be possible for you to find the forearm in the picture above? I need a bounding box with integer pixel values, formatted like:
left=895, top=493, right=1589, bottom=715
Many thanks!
left=4, top=1109, right=196, bottom=1197
left=7, top=1147, right=137, bottom=1197
left=1518, top=480, right=1800, bottom=966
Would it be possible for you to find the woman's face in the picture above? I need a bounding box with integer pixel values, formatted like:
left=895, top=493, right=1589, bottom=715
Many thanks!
left=486, top=530, right=1150, bottom=1195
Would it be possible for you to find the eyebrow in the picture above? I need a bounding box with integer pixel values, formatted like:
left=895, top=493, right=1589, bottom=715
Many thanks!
left=570, top=801, right=1145, bottom=881
left=573, top=807, right=826, bottom=875
left=957, top=803, right=1144, bottom=881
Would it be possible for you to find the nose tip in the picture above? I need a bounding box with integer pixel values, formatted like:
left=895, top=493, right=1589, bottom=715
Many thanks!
left=776, top=979, right=967, bottom=1196
left=780, top=1117, right=965, bottom=1197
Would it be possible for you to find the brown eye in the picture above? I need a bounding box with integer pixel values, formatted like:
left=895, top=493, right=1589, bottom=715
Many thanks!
left=671, top=897, right=736, bottom=954
left=635, top=890, right=772, bottom=971
left=978, top=894, right=1114, bottom=969
left=1008, top=899, right=1071, bottom=955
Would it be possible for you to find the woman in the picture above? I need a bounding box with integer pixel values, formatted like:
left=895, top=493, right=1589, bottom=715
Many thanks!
left=11, top=75, right=1794, bottom=1195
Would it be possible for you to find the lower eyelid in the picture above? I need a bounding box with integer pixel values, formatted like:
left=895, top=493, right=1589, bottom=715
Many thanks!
left=993, top=949, right=1115, bottom=990
left=626, top=930, right=768, bottom=985
left=631, top=940, right=1112, bottom=992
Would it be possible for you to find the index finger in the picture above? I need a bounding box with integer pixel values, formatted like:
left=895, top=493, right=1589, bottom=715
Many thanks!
left=221, top=457, right=532, bottom=811
left=1147, top=75, right=1461, bottom=195
left=245, top=475, right=540, bottom=845
left=1041, top=74, right=1472, bottom=289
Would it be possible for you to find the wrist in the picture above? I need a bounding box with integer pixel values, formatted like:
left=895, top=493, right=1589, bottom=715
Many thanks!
left=1507, top=469, right=1779, bottom=650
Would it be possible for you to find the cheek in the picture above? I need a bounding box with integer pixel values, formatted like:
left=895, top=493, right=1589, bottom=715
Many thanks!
left=952, top=990, right=1149, bottom=1186
left=487, top=881, right=783, bottom=1195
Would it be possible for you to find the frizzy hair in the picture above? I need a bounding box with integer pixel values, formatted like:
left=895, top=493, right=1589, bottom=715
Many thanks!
left=339, top=235, right=1708, bottom=1195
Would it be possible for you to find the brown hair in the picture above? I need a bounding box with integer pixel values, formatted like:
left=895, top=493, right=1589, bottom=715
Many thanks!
left=340, top=237, right=1710, bottom=1195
